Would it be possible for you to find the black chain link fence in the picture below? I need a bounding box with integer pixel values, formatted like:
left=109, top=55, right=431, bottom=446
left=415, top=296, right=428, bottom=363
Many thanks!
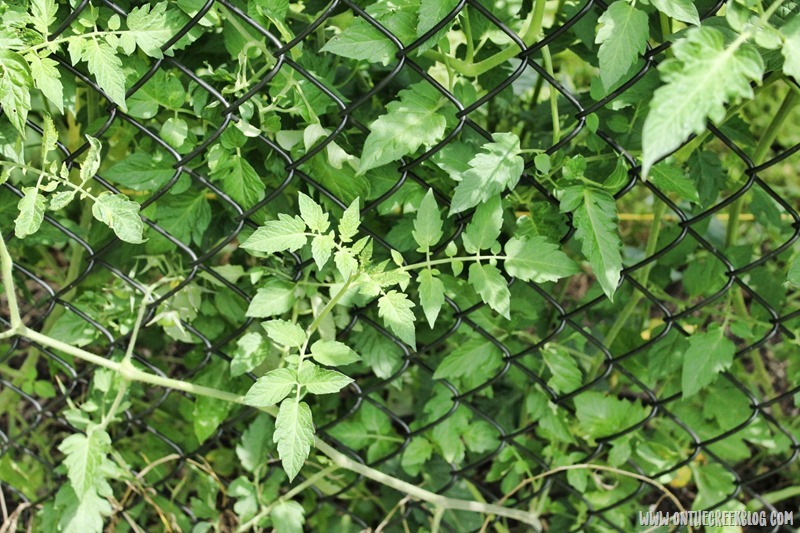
left=2, top=0, right=800, bottom=530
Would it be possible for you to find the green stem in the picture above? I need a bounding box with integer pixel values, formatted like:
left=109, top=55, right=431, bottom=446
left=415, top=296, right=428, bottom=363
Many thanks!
left=463, top=7, right=475, bottom=63
left=0, top=235, right=22, bottom=329
left=746, top=485, right=800, bottom=512
left=541, top=46, right=560, bottom=145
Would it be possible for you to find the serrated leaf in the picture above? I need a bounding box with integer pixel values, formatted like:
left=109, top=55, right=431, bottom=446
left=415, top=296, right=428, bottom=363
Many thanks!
left=462, top=195, right=503, bottom=253
left=320, top=18, right=397, bottom=65
left=246, top=280, right=295, bottom=318
left=543, top=347, right=582, bottom=394
left=83, top=39, right=127, bottom=110
left=649, top=163, right=700, bottom=203
left=241, top=214, right=307, bottom=254
left=127, top=2, right=173, bottom=58
left=49, top=190, right=76, bottom=211
left=378, top=290, right=416, bottom=346
left=568, top=187, right=621, bottom=300
left=230, top=332, right=270, bottom=377
left=236, top=415, right=274, bottom=473
left=28, top=54, right=63, bottom=113
left=91, top=192, right=146, bottom=244
left=80, top=136, right=102, bottom=184
left=338, top=198, right=361, bottom=242
left=596, top=2, right=649, bottom=90
left=261, top=319, right=306, bottom=348
left=273, top=398, right=314, bottom=481
left=298, top=192, right=330, bottom=233
left=504, top=236, right=579, bottom=283
left=105, top=152, right=175, bottom=191
left=413, top=189, right=443, bottom=251
left=334, top=249, right=359, bottom=279
left=641, top=27, right=764, bottom=178
left=416, top=0, right=459, bottom=54
left=468, top=263, right=510, bottom=319
left=29, top=0, right=57, bottom=36
left=418, top=269, right=445, bottom=329
left=311, top=233, right=335, bottom=269
left=15, top=187, right=46, bottom=238
left=244, top=368, right=297, bottom=407
left=575, top=392, right=647, bottom=439
left=650, top=0, right=700, bottom=26
left=781, top=17, right=800, bottom=81
left=58, top=425, right=110, bottom=497
left=40, top=112, right=57, bottom=164
left=682, top=325, right=736, bottom=398
left=217, top=157, right=265, bottom=209
left=298, top=364, right=353, bottom=394
left=450, top=133, right=524, bottom=215
left=433, top=336, right=503, bottom=382
left=153, top=191, right=211, bottom=246
left=359, top=82, right=448, bottom=174
left=310, top=340, right=361, bottom=366
left=0, top=50, right=32, bottom=134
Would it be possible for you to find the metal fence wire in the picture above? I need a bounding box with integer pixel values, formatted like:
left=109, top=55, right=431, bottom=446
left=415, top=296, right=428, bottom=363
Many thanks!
left=1, top=0, right=800, bottom=530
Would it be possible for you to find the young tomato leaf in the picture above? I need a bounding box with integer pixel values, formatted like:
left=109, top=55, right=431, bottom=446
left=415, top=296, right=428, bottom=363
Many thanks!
left=543, top=346, right=582, bottom=394
left=28, top=0, right=57, bottom=36
left=320, top=18, right=397, bottom=65
left=412, top=189, right=443, bottom=252
left=271, top=500, right=306, bottom=533
left=682, top=324, right=736, bottom=397
left=126, top=2, right=175, bottom=58
left=241, top=214, right=307, bottom=254
left=298, top=192, right=330, bottom=233
left=504, top=236, right=579, bottom=283
left=91, top=192, right=146, bottom=244
left=565, top=187, right=622, bottom=300
left=378, top=290, right=416, bottom=346
left=298, top=364, right=353, bottom=394
left=649, top=163, right=700, bottom=204
left=246, top=280, right=296, bottom=318
left=0, top=50, right=32, bottom=134
left=468, top=263, right=511, bottom=319
left=310, top=340, right=361, bottom=367
left=230, top=332, right=270, bottom=377
left=418, top=269, right=445, bottom=329
left=574, top=391, right=647, bottom=439
left=273, top=398, right=314, bottom=481
left=450, top=133, right=524, bottom=215
left=650, top=0, right=700, bottom=26
left=358, top=82, right=448, bottom=174
left=595, top=2, right=649, bottom=90
left=82, top=39, right=127, bottom=110
left=14, top=187, right=46, bottom=238
left=27, top=54, right=63, bottom=114
left=261, top=319, right=306, bottom=348
left=462, top=195, right=503, bottom=253
left=641, top=27, right=764, bottom=178
left=244, top=368, right=297, bottom=407
left=781, top=17, right=800, bottom=81
left=338, top=198, right=361, bottom=242
left=236, top=415, right=274, bottom=473
left=59, top=425, right=111, bottom=497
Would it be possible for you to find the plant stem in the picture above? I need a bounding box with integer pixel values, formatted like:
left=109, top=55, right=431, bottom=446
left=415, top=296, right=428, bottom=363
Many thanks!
left=0, top=234, right=22, bottom=330
left=541, top=45, right=560, bottom=145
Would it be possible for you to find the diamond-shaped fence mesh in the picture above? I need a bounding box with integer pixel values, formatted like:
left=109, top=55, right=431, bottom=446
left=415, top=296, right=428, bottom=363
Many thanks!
left=1, top=0, right=800, bottom=531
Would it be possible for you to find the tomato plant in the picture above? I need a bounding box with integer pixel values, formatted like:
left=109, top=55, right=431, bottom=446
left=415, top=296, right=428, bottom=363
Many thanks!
left=1, top=0, right=800, bottom=531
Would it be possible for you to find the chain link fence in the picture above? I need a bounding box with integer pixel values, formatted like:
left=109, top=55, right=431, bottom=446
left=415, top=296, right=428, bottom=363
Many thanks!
left=1, top=0, right=800, bottom=530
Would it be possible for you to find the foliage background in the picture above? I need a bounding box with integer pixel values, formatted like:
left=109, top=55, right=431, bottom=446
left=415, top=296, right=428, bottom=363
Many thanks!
left=1, top=0, right=800, bottom=531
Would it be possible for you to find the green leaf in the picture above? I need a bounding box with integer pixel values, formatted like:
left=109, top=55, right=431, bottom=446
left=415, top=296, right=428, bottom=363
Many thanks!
left=418, top=269, right=445, bottom=328
left=596, top=2, right=649, bottom=90
left=105, top=152, right=175, bottom=191
left=504, top=236, right=579, bottom=283
left=543, top=347, right=582, bottom=394
left=246, top=280, right=296, bottom=318
left=449, top=133, right=524, bottom=215
left=91, top=192, right=146, bottom=244
left=192, top=359, right=232, bottom=443
left=29, top=0, right=57, bottom=36
left=334, top=249, right=359, bottom=279
left=401, top=438, right=433, bottom=476
left=310, top=340, right=361, bottom=367
left=650, top=0, right=700, bottom=26
left=298, top=364, right=353, bottom=394
left=0, top=50, right=32, bottom=134
left=127, top=2, right=173, bottom=58
left=416, top=0, right=459, bottom=54
left=261, top=319, right=306, bottom=348
left=217, top=157, right=265, bottom=209
left=311, top=233, right=335, bottom=269
left=434, top=336, right=503, bottom=383
left=236, top=414, right=274, bottom=473
left=787, top=255, right=800, bottom=287
left=272, top=500, right=306, bottom=533
left=48, top=190, right=76, bottom=211
left=359, top=82, right=448, bottom=174
left=241, top=215, right=307, bottom=254
left=320, top=18, right=397, bottom=65
left=27, top=54, right=63, bottom=113
left=153, top=191, right=211, bottom=246
left=412, top=189, right=443, bottom=252
left=462, top=195, right=503, bottom=253
left=230, top=332, right=270, bottom=377
left=244, top=368, right=297, bottom=407
left=80, top=136, right=102, bottom=184
left=781, top=17, right=800, bottom=81
left=649, top=163, right=700, bottom=203
left=682, top=324, right=736, bottom=397
left=641, top=27, right=764, bottom=178
left=298, top=192, right=330, bottom=233
left=273, top=398, right=314, bottom=481
left=40, top=112, right=57, bottom=164
left=160, top=117, right=188, bottom=148
left=468, top=263, right=510, bottom=319
left=378, top=290, right=416, bottom=346
left=15, top=187, right=46, bottom=238
left=567, top=187, right=622, bottom=300
left=338, top=198, right=361, bottom=242
left=58, top=425, right=110, bottom=497
left=575, top=391, right=647, bottom=439
left=82, top=39, right=127, bottom=110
